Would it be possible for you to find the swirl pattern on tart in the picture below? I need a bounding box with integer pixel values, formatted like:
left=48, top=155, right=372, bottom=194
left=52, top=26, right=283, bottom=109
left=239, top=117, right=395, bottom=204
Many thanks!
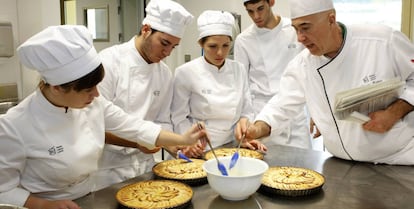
left=152, top=159, right=207, bottom=181
left=260, top=166, right=325, bottom=196
left=204, top=148, right=263, bottom=160
left=116, top=180, right=193, bottom=209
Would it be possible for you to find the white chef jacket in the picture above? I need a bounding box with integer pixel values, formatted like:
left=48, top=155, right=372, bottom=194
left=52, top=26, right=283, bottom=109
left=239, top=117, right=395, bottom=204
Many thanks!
left=257, top=23, right=414, bottom=165
left=171, top=57, right=254, bottom=148
left=96, top=37, right=173, bottom=190
left=0, top=89, right=161, bottom=206
left=234, top=17, right=311, bottom=149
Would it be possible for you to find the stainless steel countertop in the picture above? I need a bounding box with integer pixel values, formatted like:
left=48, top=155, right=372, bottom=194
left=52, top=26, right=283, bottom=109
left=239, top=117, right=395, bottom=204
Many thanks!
left=75, top=144, right=414, bottom=209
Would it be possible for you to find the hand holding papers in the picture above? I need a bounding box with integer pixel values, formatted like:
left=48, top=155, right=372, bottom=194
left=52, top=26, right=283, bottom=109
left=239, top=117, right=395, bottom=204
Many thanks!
left=334, top=78, right=405, bottom=123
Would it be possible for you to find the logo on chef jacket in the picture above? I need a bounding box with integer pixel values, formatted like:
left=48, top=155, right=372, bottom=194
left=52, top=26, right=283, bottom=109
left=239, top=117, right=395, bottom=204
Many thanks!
left=287, top=43, right=297, bottom=49
left=48, top=145, right=64, bottom=155
left=363, top=74, right=377, bottom=84
left=153, top=91, right=160, bottom=96
left=202, top=89, right=212, bottom=94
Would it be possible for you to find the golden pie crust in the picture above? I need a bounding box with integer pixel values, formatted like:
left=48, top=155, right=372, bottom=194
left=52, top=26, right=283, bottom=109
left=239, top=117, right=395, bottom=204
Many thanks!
left=260, top=166, right=325, bottom=196
left=204, top=148, right=264, bottom=160
left=152, top=159, right=207, bottom=185
left=116, top=180, right=193, bottom=209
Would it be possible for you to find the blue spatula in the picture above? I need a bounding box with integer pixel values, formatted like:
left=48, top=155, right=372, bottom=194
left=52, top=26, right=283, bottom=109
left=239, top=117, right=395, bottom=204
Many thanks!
left=229, top=131, right=246, bottom=170
left=197, top=122, right=228, bottom=176
left=177, top=150, right=192, bottom=162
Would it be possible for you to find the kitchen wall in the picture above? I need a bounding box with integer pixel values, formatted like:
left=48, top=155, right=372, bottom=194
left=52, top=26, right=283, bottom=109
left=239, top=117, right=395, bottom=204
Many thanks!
left=0, top=0, right=60, bottom=99
left=1, top=0, right=268, bottom=100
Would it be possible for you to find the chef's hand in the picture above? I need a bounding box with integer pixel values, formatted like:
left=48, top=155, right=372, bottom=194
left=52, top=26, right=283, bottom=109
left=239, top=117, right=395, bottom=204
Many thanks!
left=181, top=141, right=206, bottom=158
left=234, top=117, right=250, bottom=141
left=156, top=124, right=206, bottom=147
left=182, top=123, right=207, bottom=145
left=362, top=110, right=395, bottom=133
left=25, top=195, right=81, bottom=209
left=241, top=139, right=268, bottom=153
left=310, top=118, right=321, bottom=138
left=363, top=99, right=413, bottom=133
left=244, top=121, right=271, bottom=141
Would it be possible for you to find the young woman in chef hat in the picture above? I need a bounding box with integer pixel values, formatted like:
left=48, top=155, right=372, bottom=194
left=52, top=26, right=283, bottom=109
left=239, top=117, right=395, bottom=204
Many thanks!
left=171, top=10, right=267, bottom=158
left=0, top=25, right=205, bottom=209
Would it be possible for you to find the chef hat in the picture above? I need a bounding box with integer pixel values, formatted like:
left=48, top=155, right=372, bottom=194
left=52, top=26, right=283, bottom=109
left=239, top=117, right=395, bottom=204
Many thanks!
left=17, top=25, right=100, bottom=86
left=289, top=0, right=334, bottom=19
left=197, top=10, right=235, bottom=41
left=142, top=0, right=193, bottom=38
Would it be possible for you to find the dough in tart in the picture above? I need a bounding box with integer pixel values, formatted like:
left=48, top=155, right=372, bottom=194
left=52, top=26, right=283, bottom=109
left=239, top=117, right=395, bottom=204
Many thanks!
left=152, top=159, right=207, bottom=180
left=261, top=166, right=325, bottom=192
left=204, top=148, right=264, bottom=160
left=116, top=180, right=193, bottom=209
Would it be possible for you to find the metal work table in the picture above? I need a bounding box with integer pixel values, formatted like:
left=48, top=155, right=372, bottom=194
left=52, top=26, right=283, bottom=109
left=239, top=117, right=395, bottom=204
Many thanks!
left=75, top=144, right=414, bottom=209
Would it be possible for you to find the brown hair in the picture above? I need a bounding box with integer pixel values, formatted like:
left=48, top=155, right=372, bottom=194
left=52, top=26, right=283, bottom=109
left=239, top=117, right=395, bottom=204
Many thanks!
left=198, top=35, right=233, bottom=46
left=244, top=0, right=269, bottom=6
left=39, top=64, right=105, bottom=93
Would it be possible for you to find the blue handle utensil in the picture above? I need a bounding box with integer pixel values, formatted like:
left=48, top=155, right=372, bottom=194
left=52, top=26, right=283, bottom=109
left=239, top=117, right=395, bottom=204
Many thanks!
left=197, top=122, right=228, bottom=176
left=229, top=131, right=246, bottom=170
left=177, top=150, right=192, bottom=162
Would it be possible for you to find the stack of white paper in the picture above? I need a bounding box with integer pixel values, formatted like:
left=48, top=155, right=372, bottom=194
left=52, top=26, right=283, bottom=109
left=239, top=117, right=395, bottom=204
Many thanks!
left=334, top=78, right=405, bottom=123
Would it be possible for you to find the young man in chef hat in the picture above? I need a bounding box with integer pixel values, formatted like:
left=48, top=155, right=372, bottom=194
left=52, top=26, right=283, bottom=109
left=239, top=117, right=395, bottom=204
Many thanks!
left=0, top=25, right=205, bottom=208
left=237, top=0, right=414, bottom=165
left=96, top=0, right=194, bottom=190
left=171, top=10, right=267, bottom=157
left=234, top=0, right=313, bottom=150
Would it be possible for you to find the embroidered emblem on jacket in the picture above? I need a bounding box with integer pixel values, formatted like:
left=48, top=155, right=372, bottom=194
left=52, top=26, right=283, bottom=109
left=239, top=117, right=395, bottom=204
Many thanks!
left=201, top=89, right=212, bottom=94
left=153, top=90, right=160, bottom=96
left=48, top=146, right=64, bottom=155
left=287, top=43, right=297, bottom=49
left=363, top=74, right=377, bottom=84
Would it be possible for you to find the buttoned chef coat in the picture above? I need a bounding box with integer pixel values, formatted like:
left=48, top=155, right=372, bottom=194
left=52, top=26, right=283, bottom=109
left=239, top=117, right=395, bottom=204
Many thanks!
left=257, top=23, right=414, bottom=165
left=97, top=37, right=173, bottom=190
left=234, top=17, right=311, bottom=149
left=171, top=57, right=254, bottom=148
left=0, top=89, right=161, bottom=206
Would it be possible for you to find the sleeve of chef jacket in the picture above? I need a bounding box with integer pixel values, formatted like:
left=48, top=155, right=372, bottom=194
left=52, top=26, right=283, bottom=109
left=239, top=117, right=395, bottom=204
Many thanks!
left=98, top=47, right=119, bottom=101
left=101, top=97, right=161, bottom=149
left=233, top=37, right=250, bottom=75
left=0, top=117, right=31, bottom=206
left=390, top=30, right=414, bottom=105
left=171, top=66, right=193, bottom=134
left=255, top=58, right=307, bottom=135
left=239, top=62, right=255, bottom=121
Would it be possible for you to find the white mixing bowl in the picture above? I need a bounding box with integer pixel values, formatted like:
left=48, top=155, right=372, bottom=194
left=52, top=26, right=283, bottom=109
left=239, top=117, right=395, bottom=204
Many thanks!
left=202, top=156, right=269, bottom=201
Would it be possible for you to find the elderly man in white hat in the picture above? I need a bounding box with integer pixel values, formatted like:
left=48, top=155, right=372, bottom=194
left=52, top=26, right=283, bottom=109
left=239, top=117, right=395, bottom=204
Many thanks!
left=234, top=0, right=312, bottom=150
left=171, top=10, right=267, bottom=158
left=96, top=0, right=194, bottom=190
left=237, top=0, right=414, bottom=165
left=0, top=25, right=205, bottom=209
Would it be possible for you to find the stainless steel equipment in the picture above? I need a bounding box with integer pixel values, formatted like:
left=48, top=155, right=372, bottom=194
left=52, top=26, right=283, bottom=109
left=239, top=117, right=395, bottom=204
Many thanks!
left=0, top=204, right=28, bottom=209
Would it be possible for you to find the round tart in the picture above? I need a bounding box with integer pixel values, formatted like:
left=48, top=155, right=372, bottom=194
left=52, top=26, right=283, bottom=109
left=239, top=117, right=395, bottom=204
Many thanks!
left=204, top=148, right=264, bottom=160
left=259, top=166, right=325, bottom=197
left=116, top=180, right=193, bottom=209
left=152, top=159, right=207, bottom=186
